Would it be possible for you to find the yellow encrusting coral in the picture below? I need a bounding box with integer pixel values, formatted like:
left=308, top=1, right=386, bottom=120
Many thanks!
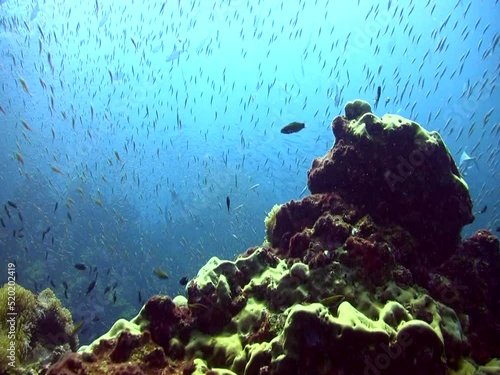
left=264, top=204, right=282, bottom=242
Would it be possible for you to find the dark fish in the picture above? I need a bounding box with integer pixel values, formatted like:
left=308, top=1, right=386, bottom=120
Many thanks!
left=62, top=280, right=68, bottom=290
left=51, top=236, right=54, bottom=246
left=54, top=202, right=58, bottom=212
left=67, top=212, right=72, bottom=222
left=42, top=226, right=51, bottom=241
left=112, top=281, right=118, bottom=290
left=4, top=205, right=11, bottom=219
left=74, top=263, right=87, bottom=271
left=18, top=212, right=23, bottom=222
left=477, top=205, right=487, bottom=214
left=92, top=315, right=100, bottom=322
left=104, top=286, right=110, bottom=294
left=45, top=250, right=48, bottom=260
left=280, top=121, right=305, bottom=134
left=7, top=201, right=17, bottom=209
left=226, top=196, right=230, bottom=212
left=179, top=276, right=189, bottom=286
left=138, top=290, right=143, bottom=304
left=50, top=279, right=56, bottom=288
left=0, top=217, right=5, bottom=227
left=113, top=291, right=117, bottom=303
left=64, top=289, right=68, bottom=299
left=374, top=86, right=381, bottom=109
left=34, top=281, right=38, bottom=293
left=86, top=279, right=97, bottom=295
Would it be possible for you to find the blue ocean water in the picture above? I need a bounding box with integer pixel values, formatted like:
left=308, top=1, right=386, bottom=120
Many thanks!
left=0, top=0, right=498, bottom=345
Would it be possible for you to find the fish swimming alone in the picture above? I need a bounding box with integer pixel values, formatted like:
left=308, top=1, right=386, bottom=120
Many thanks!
left=179, top=276, right=189, bottom=286
left=476, top=205, right=487, bottom=214
left=153, top=268, right=169, bottom=279
left=86, top=279, right=97, bottom=295
left=280, top=122, right=305, bottom=134
left=374, top=86, right=381, bottom=109
left=42, top=226, right=51, bottom=241
left=459, top=150, right=479, bottom=175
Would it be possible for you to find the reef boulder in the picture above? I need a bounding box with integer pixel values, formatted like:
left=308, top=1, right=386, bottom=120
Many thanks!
left=307, top=99, right=474, bottom=267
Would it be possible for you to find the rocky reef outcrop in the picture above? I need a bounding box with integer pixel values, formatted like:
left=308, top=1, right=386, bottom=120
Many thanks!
left=47, top=100, right=499, bottom=375
left=0, top=285, right=78, bottom=374
left=307, top=99, right=474, bottom=269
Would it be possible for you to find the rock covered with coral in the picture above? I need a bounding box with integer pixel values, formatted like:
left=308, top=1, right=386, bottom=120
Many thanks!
left=308, top=99, right=474, bottom=266
left=0, top=285, right=78, bottom=374
left=48, top=101, right=499, bottom=375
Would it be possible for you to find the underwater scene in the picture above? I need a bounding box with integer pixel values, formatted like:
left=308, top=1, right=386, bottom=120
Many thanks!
left=0, top=0, right=499, bottom=374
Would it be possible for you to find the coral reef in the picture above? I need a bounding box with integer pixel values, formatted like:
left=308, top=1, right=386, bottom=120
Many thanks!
left=307, top=99, right=474, bottom=268
left=48, top=100, right=499, bottom=375
left=0, top=285, right=78, bottom=374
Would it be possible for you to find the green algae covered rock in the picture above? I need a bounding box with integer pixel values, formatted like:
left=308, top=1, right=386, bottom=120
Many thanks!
left=0, top=284, right=37, bottom=370
left=63, top=247, right=472, bottom=375
left=308, top=102, right=474, bottom=265
left=78, top=308, right=148, bottom=354
left=344, top=99, right=372, bottom=121
left=0, top=284, right=78, bottom=374
left=273, top=301, right=446, bottom=374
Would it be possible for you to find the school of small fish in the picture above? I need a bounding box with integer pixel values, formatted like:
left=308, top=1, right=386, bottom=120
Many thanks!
left=0, top=0, right=498, bottom=341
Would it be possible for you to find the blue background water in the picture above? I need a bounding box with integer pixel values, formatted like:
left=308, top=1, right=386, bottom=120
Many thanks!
left=0, top=0, right=498, bottom=344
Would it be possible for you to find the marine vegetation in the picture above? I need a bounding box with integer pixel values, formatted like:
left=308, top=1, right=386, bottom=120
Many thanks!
left=0, top=284, right=37, bottom=369
left=0, top=284, right=78, bottom=374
